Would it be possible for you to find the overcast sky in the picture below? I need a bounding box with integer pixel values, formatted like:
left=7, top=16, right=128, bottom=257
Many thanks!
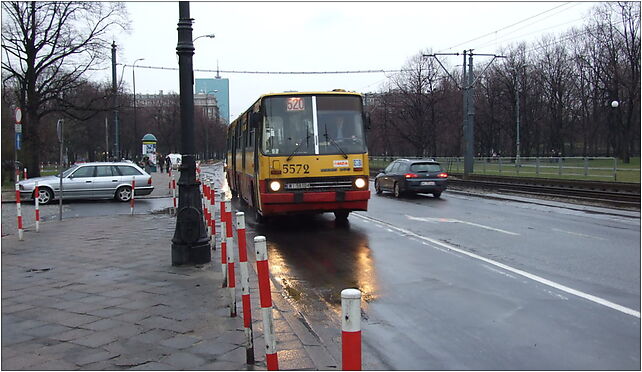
left=102, top=1, right=600, bottom=120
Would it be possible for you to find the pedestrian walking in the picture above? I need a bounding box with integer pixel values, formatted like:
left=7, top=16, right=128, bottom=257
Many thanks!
left=165, top=155, right=172, bottom=173
left=143, top=156, right=152, bottom=174
left=158, top=153, right=165, bottom=173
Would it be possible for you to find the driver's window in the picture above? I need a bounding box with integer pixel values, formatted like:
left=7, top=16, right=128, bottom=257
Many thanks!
left=71, top=166, right=95, bottom=178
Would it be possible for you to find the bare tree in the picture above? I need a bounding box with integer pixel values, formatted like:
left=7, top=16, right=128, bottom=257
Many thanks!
left=390, top=51, right=444, bottom=157
left=1, top=1, right=128, bottom=177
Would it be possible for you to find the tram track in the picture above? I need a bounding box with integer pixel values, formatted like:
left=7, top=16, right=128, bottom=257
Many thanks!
left=447, top=175, right=640, bottom=209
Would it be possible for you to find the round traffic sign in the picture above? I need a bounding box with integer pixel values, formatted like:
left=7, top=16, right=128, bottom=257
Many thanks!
left=15, top=108, right=22, bottom=123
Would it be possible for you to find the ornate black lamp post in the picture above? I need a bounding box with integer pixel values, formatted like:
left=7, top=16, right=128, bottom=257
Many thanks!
left=171, top=1, right=211, bottom=265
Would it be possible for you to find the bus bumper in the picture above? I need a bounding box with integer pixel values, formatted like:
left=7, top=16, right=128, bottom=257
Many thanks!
left=260, top=190, right=370, bottom=216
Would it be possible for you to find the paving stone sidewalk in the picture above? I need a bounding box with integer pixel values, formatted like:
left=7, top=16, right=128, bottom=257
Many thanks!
left=1, top=212, right=338, bottom=370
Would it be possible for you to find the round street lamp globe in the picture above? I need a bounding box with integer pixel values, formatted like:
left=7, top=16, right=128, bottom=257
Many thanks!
left=611, top=100, right=619, bottom=108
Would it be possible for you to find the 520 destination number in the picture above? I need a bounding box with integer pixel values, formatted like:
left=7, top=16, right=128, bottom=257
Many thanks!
left=282, top=164, right=310, bottom=174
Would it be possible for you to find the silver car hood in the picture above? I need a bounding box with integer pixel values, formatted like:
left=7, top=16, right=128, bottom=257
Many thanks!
left=19, top=175, right=60, bottom=186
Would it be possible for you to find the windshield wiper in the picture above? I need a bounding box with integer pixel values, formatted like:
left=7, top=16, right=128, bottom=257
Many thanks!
left=324, top=125, right=348, bottom=159
left=287, top=127, right=310, bottom=161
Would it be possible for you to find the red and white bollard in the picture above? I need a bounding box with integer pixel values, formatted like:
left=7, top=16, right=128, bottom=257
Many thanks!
left=130, top=177, right=136, bottom=215
left=171, top=172, right=177, bottom=215
left=220, top=219, right=228, bottom=288
left=209, top=182, right=217, bottom=251
left=15, top=183, right=23, bottom=241
left=225, top=199, right=232, bottom=240
left=236, top=212, right=255, bottom=364
left=255, top=236, right=279, bottom=370
left=208, top=179, right=214, bottom=236
left=341, top=288, right=362, bottom=371
left=34, top=181, right=40, bottom=232
left=203, top=179, right=211, bottom=237
left=168, top=168, right=172, bottom=190
left=227, top=235, right=237, bottom=317
left=23, top=168, right=27, bottom=180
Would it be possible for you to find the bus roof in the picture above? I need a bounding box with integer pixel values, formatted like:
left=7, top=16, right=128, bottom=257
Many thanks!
left=258, top=90, right=363, bottom=99
left=229, top=91, right=364, bottom=126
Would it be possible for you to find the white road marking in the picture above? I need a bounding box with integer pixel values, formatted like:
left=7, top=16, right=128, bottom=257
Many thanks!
left=552, top=228, right=606, bottom=241
left=355, top=213, right=641, bottom=319
left=406, top=215, right=519, bottom=236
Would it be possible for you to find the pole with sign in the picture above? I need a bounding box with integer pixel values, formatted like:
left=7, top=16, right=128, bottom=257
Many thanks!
left=57, top=119, right=64, bottom=221
left=15, top=108, right=22, bottom=182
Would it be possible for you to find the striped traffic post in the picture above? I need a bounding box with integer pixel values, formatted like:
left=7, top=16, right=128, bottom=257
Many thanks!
left=220, top=220, right=228, bottom=287
left=23, top=168, right=27, bottom=180
left=236, top=212, right=255, bottom=364
left=341, top=288, right=362, bottom=371
left=207, top=179, right=216, bottom=244
left=225, top=199, right=232, bottom=240
left=210, top=182, right=217, bottom=251
left=220, top=192, right=227, bottom=277
left=171, top=171, right=177, bottom=215
left=227, top=235, right=237, bottom=317
left=130, top=177, right=136, bottom=215
left=168, top=168, right=172, bottom=190
left=204, top=179, right=211, bottom=236
left=15, top=183, right=23, bottom=241
left=34, top=181, right=40, bottom=232
left=255, top=236, right=279, bottom=370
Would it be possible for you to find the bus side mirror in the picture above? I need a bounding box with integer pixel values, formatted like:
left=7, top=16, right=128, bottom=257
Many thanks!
left=364, top=112, right=372, bottom=130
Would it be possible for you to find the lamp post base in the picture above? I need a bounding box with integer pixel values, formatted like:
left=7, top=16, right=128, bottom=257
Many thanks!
left=170, top=155, right=211, bottom=266
left=171, top=241, right=211, bottom=265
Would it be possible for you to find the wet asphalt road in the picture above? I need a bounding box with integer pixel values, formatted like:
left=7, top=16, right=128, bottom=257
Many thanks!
left=204, top=163, right=640, bottom=370
left=5, top=163, right=639, bottom=369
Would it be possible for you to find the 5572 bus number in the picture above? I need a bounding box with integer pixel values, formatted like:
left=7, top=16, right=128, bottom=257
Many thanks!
left=282, top=164, right=310, bottom=174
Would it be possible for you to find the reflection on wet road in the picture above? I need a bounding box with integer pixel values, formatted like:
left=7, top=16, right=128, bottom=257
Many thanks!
left=238, top=207, right=377, bottom=316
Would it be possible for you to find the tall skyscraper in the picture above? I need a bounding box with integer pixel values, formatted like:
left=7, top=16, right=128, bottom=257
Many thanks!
left=195, top=76, right=229, bottom=124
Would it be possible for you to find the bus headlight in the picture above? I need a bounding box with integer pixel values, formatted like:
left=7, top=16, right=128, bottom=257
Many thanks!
left=354, top=177, right=367, bottom=189
left=269, top=180, right=282, bottom=192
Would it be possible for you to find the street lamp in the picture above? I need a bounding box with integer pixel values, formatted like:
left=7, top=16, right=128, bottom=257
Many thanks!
left=172, top=2, right=210, bottom=266
left=194, top=33, right=215, bottom=42
left=205, top=90, right=219, bottom=160
left=132, top=58, right=145, bottom=153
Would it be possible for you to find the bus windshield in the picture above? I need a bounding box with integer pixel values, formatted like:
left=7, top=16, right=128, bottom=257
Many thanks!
left=262, top=95, right=366, bottom=156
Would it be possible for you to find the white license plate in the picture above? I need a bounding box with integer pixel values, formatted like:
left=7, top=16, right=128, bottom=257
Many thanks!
left=285, top=183, right=310, bottom=189
left=420, top=181, right=435, bottom=186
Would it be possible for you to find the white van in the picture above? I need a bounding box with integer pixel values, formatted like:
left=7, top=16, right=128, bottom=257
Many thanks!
left=167, top=153, right=182, bottom=170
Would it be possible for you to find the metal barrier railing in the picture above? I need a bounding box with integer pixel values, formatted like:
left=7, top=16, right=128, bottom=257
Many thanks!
left=368, top=156, right=641, bottom=182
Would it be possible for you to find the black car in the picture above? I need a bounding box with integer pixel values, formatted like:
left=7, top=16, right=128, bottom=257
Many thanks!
left=374, top=159, right=448, bottom=198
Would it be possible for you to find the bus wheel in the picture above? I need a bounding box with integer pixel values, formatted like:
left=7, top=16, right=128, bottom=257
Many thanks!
left=334, top=211, right=349, bottom=221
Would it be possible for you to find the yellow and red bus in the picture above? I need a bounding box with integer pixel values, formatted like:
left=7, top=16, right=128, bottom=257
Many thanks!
left=226, top=90, right=370, bottom=222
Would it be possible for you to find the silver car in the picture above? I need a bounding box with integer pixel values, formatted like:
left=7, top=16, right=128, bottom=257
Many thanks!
left=18, top=162, right=154, bottom=204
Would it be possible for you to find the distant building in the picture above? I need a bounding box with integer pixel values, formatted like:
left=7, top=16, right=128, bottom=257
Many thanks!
left=195, top=76, right=229, bottom=125
left=137, top=90, right=178, bottom=107
left=193, top=93, right=220, bottom=121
